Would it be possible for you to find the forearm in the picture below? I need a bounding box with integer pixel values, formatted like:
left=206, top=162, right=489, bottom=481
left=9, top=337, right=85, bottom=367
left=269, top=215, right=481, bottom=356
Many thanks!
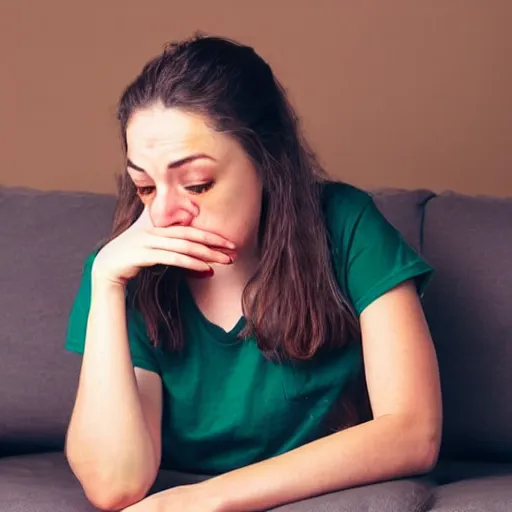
left=205, top=414, right=439, bottom=512
left=66, top=278, right=157, bottom=498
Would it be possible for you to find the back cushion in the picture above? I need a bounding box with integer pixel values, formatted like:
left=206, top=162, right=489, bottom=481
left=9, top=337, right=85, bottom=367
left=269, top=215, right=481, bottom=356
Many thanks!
left=5, top=185, right=508, bottom=463
left=0, top=187, right=116, bottom=456
left=371, top=188, right=435, bottom=253
left=0, top=185, right=432, bottom=457
left=422, top=192, right=512, bottom=462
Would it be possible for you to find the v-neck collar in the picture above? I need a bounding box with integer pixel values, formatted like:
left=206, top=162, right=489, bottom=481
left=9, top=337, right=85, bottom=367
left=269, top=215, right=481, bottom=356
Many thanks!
left=180, top=280, right=246, bottom=344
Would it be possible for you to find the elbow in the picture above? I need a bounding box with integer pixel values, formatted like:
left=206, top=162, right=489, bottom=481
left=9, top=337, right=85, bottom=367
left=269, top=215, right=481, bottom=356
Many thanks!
left=82, top=476, right=151, bottom=511
left=411, top=423, right=442, bottom=474
left=390, top=413, right=442, bottom=475
left=413, top=439, right=440, bottom=474
left=65, top=452, right=156, bottom=511
left=65, top=438, right=158, bottom=510
left=86, top=490, right=145, bottom=511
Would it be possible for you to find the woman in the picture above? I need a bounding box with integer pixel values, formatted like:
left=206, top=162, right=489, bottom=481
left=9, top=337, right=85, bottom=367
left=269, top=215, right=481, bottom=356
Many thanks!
left=64, top=34, right=442, bottom=512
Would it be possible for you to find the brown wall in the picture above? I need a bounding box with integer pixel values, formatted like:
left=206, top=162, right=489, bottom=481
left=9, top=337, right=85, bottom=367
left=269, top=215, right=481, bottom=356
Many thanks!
left=1, top=1, right=510, bottom=196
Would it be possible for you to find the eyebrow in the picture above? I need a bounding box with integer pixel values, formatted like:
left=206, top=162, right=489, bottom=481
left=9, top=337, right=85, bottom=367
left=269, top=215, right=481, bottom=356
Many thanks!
left=126, top=154, right=216, bottom=173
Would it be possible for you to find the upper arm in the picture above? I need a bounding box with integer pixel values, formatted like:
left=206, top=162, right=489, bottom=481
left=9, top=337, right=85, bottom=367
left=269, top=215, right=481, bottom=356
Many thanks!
left=134, top=367, right=163, bottom=470
left=332, top=192, right=440, bottom=432
left=325, top=187, right=441, bottom=463
left=359, top=279, right=442, bottom=438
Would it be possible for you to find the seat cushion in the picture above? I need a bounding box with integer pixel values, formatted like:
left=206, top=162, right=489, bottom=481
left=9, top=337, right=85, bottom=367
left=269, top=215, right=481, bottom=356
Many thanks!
left=3, top=452, right=510, bottom=512
left=0, top=452, right=434, bottom=512
left=0, top=452, right=97, bottom=512
left=270, top=478, right=434, bottom=512
left=0, top=451, right=212, bottom=512
left=429, top=475, right=512, bottom=512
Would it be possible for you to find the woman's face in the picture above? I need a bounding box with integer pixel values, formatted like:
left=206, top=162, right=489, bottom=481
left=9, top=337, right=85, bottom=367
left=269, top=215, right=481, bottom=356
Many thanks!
left=125, top=103, right=263, bottom=253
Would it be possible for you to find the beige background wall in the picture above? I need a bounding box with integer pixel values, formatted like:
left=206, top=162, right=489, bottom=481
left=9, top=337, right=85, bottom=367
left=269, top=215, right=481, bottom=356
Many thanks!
left=0, top=1, right=510, bottom=196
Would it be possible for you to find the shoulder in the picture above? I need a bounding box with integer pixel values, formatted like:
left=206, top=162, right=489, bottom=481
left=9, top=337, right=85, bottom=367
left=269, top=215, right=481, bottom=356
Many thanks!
left=319, top=180, right=375, bottom=241
left=320, top=180, right=372, bottom=212
left=318, top=181, right=433, bottom=315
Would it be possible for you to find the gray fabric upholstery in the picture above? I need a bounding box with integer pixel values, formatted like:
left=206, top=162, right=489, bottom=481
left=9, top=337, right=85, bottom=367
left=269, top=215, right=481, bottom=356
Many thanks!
left=0, top=452, right=437, bottom=512
left=0, top=452, right=210, bottom=512
left=421, top=192, right=512, bottom=462
left=0, top=452, right=96, bottom=512
left=0, top=187, right=116, bottom=456
left=270, top=479, right=434, bottom=512
left=1, top=452, right=509, bottom=511
left=430, top=475, right=512, bottom=512
left=429, top=459, right=512, bottom=485
left=372, top=188, right=435, bottom=253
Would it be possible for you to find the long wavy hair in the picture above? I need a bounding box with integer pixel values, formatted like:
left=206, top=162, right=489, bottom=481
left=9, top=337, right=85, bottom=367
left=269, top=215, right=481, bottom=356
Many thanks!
left=107, top=34, right=362, bottom=367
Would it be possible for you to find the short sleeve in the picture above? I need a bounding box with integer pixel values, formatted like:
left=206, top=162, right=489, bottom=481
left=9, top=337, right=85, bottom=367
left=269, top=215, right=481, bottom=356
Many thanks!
left=65, top=251, right=160, bottom=373
left=345, top=198, right=434, bottom=316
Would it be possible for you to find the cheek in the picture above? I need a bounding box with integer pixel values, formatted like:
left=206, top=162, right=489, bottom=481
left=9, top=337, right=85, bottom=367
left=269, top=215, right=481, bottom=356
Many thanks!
left=194, top=185, right=262, bottom=244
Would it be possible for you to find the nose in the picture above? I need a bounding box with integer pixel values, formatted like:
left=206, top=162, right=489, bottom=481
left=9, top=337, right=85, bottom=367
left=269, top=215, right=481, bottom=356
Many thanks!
left=149, top=188, right=198, bottom=228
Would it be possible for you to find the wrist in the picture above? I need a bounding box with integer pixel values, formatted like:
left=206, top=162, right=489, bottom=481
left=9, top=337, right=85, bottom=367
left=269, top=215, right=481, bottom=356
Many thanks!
left=91, top=271, right=127, bottom=294
left=91, top=254, right=129, bottom=289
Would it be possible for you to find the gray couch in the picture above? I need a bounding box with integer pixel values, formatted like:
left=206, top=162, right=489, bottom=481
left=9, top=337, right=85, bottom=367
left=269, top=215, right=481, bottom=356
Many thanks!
left=0, top=185, right=511, bottom=512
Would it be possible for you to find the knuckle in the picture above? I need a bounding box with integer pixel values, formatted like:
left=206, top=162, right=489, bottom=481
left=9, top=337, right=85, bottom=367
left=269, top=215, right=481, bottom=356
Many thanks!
left=173, top=238, right=189, bottom=253
left=167, top=252, right=178, bottom=265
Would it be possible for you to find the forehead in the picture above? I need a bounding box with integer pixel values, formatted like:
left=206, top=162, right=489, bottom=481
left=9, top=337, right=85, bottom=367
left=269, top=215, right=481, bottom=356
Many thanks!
left=125, top=104, right=219, bottom=158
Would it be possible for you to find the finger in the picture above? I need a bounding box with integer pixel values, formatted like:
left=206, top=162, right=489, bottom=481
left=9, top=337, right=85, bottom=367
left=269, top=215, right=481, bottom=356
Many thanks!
left=150, top=225, right=236, bottom=249
left=144, top=234, right=233, bottom=264
left=139, top=249, right=212, bottom=272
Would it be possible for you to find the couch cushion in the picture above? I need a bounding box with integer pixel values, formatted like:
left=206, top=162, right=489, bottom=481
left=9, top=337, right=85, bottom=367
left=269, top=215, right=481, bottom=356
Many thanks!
left=429, top=475, right=512, bottom=512
left=0, top=185, right=432, bottom=458
left=0, top=452, right=436, bottom=512
left=422, top=192, right=512, bottom=462
left=1, top=452, right=508, bottom=512
left=372, top=188, right=435, bottom=252
left=0, top=452, right=96, bottom=512
left=371, top=188, right=435, bottom=253
left=271, top=478, right=434, bottom=512
left=0, top=187, right=116, bottom=456
left=0, top=451, right=212, bottom=512
left=430, top=459, right=512, bottom=485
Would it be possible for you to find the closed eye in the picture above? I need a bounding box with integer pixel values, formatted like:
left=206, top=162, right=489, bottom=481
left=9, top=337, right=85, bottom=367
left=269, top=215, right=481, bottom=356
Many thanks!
left=185, top=182, right=214, bottom=194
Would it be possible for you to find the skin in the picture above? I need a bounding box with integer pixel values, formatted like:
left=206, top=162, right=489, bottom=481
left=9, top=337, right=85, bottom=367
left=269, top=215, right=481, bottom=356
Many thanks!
left=125, top=102, right=263, bottom=330
left=75, top=103, right=442, bottom=511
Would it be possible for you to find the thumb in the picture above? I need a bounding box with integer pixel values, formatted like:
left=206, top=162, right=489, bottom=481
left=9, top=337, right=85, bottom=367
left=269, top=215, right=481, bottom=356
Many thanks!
left=135, top=205, right=154, bottom=228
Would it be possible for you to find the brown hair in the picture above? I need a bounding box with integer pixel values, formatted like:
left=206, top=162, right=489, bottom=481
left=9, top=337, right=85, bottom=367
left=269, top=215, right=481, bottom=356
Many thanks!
left=107, top=34, right=361, bottom=363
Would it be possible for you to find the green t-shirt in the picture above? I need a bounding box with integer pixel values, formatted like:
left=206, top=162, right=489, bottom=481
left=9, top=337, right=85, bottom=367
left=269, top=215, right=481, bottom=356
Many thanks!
left=65, top=182, right=433, bottom=475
